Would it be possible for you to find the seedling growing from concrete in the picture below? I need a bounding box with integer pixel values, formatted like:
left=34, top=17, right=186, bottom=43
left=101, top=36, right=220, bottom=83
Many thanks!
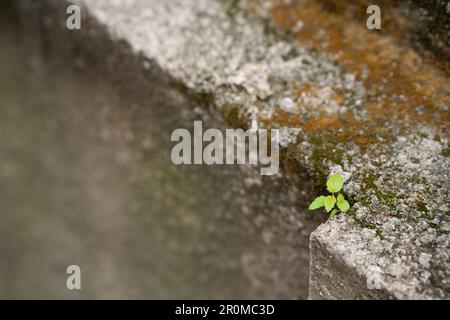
left=308, top=173, right=350, bottom=218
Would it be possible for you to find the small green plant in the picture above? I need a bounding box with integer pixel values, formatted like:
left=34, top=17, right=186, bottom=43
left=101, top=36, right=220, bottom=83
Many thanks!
left=308, top=173, right=350, bottom=218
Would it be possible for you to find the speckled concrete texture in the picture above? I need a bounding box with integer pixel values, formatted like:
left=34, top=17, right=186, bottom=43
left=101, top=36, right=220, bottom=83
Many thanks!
left=9, top=0, right=450, bottom=299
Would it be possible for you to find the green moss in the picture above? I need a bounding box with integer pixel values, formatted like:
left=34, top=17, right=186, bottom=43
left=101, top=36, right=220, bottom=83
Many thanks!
left=416, top=201, right=434, bottom=221
left=170, top=78, right=215, bottom=110
left=430, top=275, right=450, bottom=294
left=350, top=212, right=385, bottom=239
left=376, top=188, right=398, bottom=207
left=416, top=200, right=429, bottom=213
left=222, top=103, right=248, bottom=129
left=224, top=0, right=240, bottom=18
left=313, top=170, right=327, bottom=189
left=195, top=91, right=215, bottom=108
left=359, top=172, right=400, bottom=208
left=441, top=147, right=450, bottom=157
left=309, top=135, right=344, bottom=166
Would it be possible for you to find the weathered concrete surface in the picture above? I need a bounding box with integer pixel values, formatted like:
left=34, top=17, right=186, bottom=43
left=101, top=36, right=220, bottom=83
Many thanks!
left=6, top=0, right=450, bottom=299
left=2, top=0, right=324, bottom=298
left=298, top=0, right=450, bottom=72
left=257, top=0, right=450, bottom=299
left=309, top=216, right=392, bottom=300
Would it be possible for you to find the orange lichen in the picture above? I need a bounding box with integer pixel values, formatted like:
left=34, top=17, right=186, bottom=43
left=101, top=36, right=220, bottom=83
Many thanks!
left=249, top=0, right=449, bottom=146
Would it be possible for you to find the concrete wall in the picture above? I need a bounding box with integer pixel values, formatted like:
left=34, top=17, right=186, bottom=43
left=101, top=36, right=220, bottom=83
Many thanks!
left=4, top=0, right=449, bottom=299
left=1, top=0, right=324, bottom=299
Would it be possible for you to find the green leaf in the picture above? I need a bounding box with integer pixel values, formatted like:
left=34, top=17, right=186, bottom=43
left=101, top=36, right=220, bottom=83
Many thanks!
left=309, top=196, right=326, bottom=210
left=329, top=209, right=338, bottom=218
left=324, top=195, right=336, bottom=212
left=327, top=173, right=343, bottom=193
left=337, top=200, right=350, bottom=213
left=337, top=193, right=345, bottom=203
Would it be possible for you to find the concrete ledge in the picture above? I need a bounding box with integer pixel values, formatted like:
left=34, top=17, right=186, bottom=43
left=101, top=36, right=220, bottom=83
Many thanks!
left=309, top=216, right=392, bottom=299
